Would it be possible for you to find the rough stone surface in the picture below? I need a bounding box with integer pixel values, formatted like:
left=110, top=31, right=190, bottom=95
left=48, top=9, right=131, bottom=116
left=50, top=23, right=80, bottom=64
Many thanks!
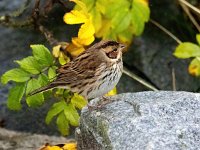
left=76, top=91, right=200, bottom=150
left=0, top=128, right=71, bottom=150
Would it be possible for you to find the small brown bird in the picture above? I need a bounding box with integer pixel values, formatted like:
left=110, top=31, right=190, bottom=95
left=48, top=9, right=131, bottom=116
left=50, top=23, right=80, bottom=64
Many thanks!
left=29, top=40, right=125, bottom=100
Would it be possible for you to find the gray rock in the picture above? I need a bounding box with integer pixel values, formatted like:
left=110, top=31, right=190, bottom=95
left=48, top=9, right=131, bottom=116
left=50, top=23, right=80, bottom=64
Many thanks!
left=76, top=91, right=200, bottom=150
left=0, top=128, right=71, bottom=150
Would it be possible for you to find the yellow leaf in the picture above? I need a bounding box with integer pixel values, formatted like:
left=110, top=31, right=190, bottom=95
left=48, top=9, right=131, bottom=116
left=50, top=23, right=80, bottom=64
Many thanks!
left=39, top=143, right=77, bottom=150
left=63, top=10, right=87, bottom=24
left=71, top=37, right=85, bottom=47
left=59, top=52, right=70, bottom=65
left=71, top=93, right=87, bottom=109
left=52, top=45, right=70, bottom=65
left=63, top=0, right=95, bottom=55
left=90, top=7, right=102, bottom=33
left=72, top=36, right=94, bottom=46
left=70, top=0, right=88, bottom=14
left=63, top=142, right=77, bottom=150
left=78, top=20, right=95, bottom=39
left=95, top=19, right=111, bottom=38
left=188, top=57, right=200, bottom=76
left=117, top=28, right=133, bottom=45
left=52, top=45, right=61, bottom=58
left=140, top=0, right=149, bottom=5
left=105, top=87, right=117, bottom=96
left=39, top=145, right=62, bottom=150
left=67, top=44, right=85, bottom=57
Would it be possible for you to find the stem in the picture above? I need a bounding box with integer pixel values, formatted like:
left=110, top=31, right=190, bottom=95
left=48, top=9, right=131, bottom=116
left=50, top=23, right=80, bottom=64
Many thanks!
left=178, top=1, right=200, bottom=32
left=123, top=67, right=159, bottom=91
left=150, top=19, right=182, bottom=44
left=178, top=0, right=200, bottom=15
left=172, top=68, right=176, bottom=91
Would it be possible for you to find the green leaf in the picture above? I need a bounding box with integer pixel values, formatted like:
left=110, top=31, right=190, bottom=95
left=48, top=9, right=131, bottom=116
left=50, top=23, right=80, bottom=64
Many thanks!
left=64, top=103, right=79, bottom=126
left=131, top=6, right=145, bottom=35
left=31, top=45, right=54, bottom=67
left=55, top=89, right=65, bottom=97
left=1, top=68, right=30, bottom=84
left=26, top=78, right=44, bottom=107
left=71, top=93, right=87, bottom=109
left=90, top=7, right=102, bottom=33
left=48, top=66, right=57, bottom=80
left=196, top=34, right=200, bottom=45
left=38, top=73, right=51, bottom=97
left=111, top=9, right=131, bottom=33
left=81, top=0, right=95, bottom=11
left=130, top=0, right=150, bottom=36
left=45, top=101, right=66, bottom=124
left=38, top=73, right=49, bottom=86
left=95, top=0, right=107, bottom=14
left=133, top=0, right=150, bottom=22
left=117, top=28, right=133, bottom=44
left=174, top=42, right=200, bottom=58
left=58, top=56, right=68, bottom=65
left=56, top=111, right=70, bottom=136
left=104, top=0, right=129, bottom=19
left=15, top=56, right=42, bottom=74
left=7, top=83, right=26, bottom=110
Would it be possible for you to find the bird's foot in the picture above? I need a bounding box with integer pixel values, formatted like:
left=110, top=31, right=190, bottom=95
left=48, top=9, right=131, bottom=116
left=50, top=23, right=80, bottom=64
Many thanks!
left=87, top=96, right=114, bottom=111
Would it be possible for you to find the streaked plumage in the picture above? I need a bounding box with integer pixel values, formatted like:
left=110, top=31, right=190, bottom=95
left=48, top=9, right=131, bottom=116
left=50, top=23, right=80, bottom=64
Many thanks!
left=28, top=40, right=125, bottom=99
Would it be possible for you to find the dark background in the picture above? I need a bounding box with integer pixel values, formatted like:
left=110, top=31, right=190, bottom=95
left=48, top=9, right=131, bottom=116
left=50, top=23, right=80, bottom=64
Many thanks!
left=0, top=0, right=199, bottom=136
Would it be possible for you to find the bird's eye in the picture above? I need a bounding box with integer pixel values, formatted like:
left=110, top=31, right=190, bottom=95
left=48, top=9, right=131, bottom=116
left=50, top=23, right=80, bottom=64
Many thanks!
left=113, top=48, right=117, bottom=52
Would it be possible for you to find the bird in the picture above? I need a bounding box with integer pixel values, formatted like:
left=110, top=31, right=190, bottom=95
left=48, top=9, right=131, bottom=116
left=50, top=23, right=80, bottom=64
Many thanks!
left=28, top=40, right=125, bottom=100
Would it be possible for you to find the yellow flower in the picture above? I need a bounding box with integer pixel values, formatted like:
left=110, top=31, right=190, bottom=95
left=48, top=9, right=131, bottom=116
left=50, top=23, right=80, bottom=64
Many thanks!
left=63, top=0, right=95, bottom=57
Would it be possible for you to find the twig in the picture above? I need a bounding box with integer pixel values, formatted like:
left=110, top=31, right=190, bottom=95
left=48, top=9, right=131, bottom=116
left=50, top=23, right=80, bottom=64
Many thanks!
left=38, top=25, right=59, bottom=46
left=32, top=0, right=41, bottom=28
left=172, top=68, right=176, bottom=91
left=0, top=16, right=33, bottom=27
left=178, top=1, right=200, bottom=33
left=178, top=0, right=200, bottom=15
left=32, top=0, right=58, bottom=46
left=9, top=0, right=31, bottom=17
left=123, top=67, right=159, bottom=91
left=150, top=19, right=182, bottom=44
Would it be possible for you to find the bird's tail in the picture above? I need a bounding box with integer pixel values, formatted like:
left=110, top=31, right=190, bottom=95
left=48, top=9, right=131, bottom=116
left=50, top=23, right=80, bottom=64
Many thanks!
left=28, top=84, right=55, bottom=96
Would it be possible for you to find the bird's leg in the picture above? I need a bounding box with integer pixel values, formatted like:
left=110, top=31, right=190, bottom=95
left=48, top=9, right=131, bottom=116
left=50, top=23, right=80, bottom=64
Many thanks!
left=87, top=103, right=96, bottom=112
left=87, top=96, right=114, bottom=111
left=96, top=95, right=114, bottom=108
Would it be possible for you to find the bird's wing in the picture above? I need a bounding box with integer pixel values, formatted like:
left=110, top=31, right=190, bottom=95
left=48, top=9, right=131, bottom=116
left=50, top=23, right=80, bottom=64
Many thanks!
left=52, top=53, right=103, bottom=86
